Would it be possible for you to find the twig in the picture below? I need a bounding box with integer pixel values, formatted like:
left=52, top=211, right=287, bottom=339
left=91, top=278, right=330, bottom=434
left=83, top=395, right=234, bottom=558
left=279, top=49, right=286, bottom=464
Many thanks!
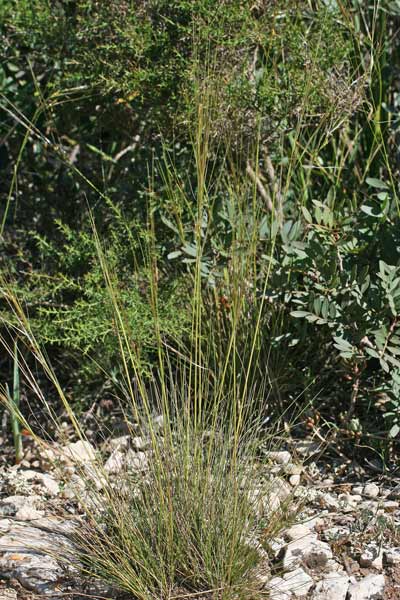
left=246, top=161, right=274, bottom=213
left=114, top=141, right=139, bottom=162
left=262, top=146, right=283, bottom=223
left=347, top=364, right=361, bottom=422
left=309, top=425, right=350, bottom=464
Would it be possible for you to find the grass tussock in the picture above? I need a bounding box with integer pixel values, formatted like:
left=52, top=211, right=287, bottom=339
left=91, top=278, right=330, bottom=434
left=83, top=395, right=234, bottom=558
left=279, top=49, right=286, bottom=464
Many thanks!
left=73, top=417, right=294, bottom=600
left=0, top=103, right=298, bottom=599
left=0, top=284, right=297, bottom=600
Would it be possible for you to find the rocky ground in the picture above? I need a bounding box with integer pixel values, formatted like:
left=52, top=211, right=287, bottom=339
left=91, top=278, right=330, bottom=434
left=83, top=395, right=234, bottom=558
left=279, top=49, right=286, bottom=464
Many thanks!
left=0, top=434, right=399, bottom=600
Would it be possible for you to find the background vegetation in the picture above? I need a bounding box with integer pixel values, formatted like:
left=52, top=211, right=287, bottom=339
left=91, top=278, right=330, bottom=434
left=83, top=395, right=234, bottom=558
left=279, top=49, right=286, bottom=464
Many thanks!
left=1, top=0, right=400, bottom=459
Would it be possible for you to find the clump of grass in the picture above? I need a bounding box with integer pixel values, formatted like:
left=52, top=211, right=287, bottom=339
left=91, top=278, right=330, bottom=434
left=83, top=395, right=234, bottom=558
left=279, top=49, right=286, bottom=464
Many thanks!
left=0, top=115, right=297, bottom=600
left=72, top=414, right=292, bottom=600
left=0, top=274, right=296, bottom=600
left=0, top=47, right=326, bottom=598
left=64, top=122, right=294, bottom=597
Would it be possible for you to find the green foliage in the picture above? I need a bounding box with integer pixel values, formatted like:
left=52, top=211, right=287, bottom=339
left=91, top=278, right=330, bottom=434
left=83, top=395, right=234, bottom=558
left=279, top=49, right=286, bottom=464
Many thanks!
left=2, top=0, right=400, bottom=450
left=1, top=0, right=356, bottom=142
left=1, top=219, right=190, bottom=392
left=281, top=178, right=400, bottom=436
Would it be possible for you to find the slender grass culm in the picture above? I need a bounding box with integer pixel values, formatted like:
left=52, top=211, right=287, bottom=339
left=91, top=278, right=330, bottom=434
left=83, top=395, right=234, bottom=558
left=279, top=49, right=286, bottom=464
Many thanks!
left=5, top=339, right=23, bottom=464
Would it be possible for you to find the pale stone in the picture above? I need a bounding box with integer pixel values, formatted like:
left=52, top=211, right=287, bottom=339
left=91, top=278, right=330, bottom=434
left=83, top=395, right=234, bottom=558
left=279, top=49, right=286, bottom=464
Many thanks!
left=319, top=493, right=340, bottom=510
left=0, top=519, right=12, bottom=533
left=384, top=547, right=400, bottom=565
left=268, top=537, right=285, bottom=558
left=153, top=414, right=164, bottom=427
left=108, top=435, right=130, bottom=450
left=18, top=469, right=39, bottom=482
left=359, top=543, right=383, bottom=569
left=339, top=493, right=359, bottom=507
left=322, top=478, right=334, bottom=486
left=347, top=574, right=385, bottom=600
left=270, top=465, right=283, bottom=475
left=313, top=575, right=349, bottom=600
left=363, top=483, right=380, bottom=499
left=263, top=490, right=281, bottom=513
left=325, top=559, right=345, bottom=572
left=289, top=474, right=301, bottom=487
left=284, top=463, right=303, bottom=475
left=265, top=451, right=292, bottom=465
left=0, top=495, right=41, bottom=517
left=265, top=576, right=290, bottom=599
left=60, top=474, right=86, bottom=500
left=0, top=589, right=18, bottom=600
left=282, top=567, right=313, bottom=597
left=18, top=471, right=60, bottom=496
left=384, top=500, right=399, bottom=512
left=108, top=434, right=149, bottom=451
left=284, top=532, right=319, bottom=558
left=285, top=524, right=313, bottom=541
left=62, top=440, right=96, bottom=463
left=39, top=473, right=60, bottom=495
left=359, top=500, right=378, bottom=512
left=0, top=552, right=62, bottom=594
left=273, top=477, right=293, bottom=501
left=283, top=534, right=332, bottom=570
left=302, top=516, right=324, bottom=530
left=126, top=450, right=149, bottom=471
left=266, top=569, right=313, bottom=598
left=250, top=486, right=278, bottom=515
left=131, top=436, right=149, bottom=450
left=104, top=449, right=125, bottom=474
left=0, top=516, right=76, bottom=595
left=304, top=539, right=333, bottom=570
left=81, top=464, right=107, bottom=491
left=15, top=505, right=44, bottom=521
left=324, top=526, right=351, bottom=541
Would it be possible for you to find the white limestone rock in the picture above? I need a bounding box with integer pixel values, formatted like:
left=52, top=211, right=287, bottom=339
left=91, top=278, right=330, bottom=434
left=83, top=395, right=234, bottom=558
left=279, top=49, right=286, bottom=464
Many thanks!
left=359, top=543, right=383, bottom=570
left=283, top=534, right=333, bottom=571
left=265, top=451, right=292, bottom=465
left=0, top=517, right=75, bottom=595
left=266, top=568, right=313, bottom=599
left=126, top=450, right=149, bottom=471
left=0, top=589, right=18, bottom=600
left=0, top=496, right=41, bottom=518
left=15, top=505, right=44, bottom=521
left=104, top=449, right=125, bottom=474
left=289, top=475, right=301, bottom=487
left=313, top=575, right=349, bottom=600
left=347, top=574, right=385, bottom=600
left=384, top=547, right=400, bottom=565
left=283, top=567, right=314, bottom=597
left=363, top=483, right=380, bottom=499
left=62, top=440, right=96, bottom=464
